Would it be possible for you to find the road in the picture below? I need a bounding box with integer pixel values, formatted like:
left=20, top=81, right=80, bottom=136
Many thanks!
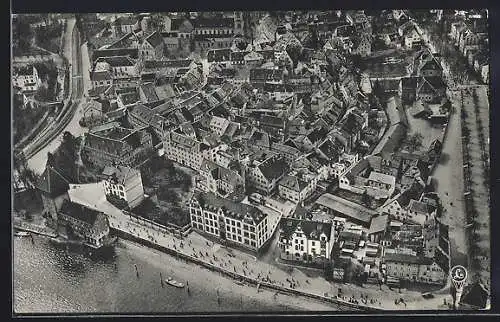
left=24, top=20, right=88, bottom=175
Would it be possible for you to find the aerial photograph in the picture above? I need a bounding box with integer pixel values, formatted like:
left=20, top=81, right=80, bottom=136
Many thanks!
left=12, top=9, right=491, bottom=314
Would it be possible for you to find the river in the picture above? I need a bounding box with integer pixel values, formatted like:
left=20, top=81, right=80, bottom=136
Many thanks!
left=14, top=234, right=346, bottom=314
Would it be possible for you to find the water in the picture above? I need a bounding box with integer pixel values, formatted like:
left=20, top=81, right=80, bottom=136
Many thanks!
left=14, top=235, right=343, bottom=314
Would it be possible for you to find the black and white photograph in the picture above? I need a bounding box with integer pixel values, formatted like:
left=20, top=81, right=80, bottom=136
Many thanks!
left=11, top=9, right=492, bottom=314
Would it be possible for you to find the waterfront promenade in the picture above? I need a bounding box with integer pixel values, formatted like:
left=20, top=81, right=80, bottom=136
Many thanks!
left=66, top=182, right=452, bottom=311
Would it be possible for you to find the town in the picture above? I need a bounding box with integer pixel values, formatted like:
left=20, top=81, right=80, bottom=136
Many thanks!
left=12, top=9, right=490, bottom=311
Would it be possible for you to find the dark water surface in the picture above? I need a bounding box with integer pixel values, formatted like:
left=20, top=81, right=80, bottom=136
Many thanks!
left=14, top=235, right=342, bottom=314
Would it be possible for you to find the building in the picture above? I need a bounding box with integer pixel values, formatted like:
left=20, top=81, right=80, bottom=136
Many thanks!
left=57, top=200, right=110, bottom=248
left=365, top=171, right=396, bottom=199
left=383, top=252, right=447, bottom=284
left=83, top=123, right=153, bottom=168
left=246, top=155, right=289, bottom=195
left=141, top=31, right=164, bottom=60
left=193, top=17, right=234, bottom=37
left=367, top=214, right=389, bottom=243
left=209, top=115, right=230, bottom=136
left=112, top=16, right=138, bottom=37
left=315, top=193, right=377, bottom=227
left=101, top=165, right=145, bottom=209
left=12, top=65, right=42, bottom=93
left=278, top=217, right=335, bottom=263
left=164, top=129, right=223, bottom=171
left=189, top=191, right=270, bottom=252
left=278, top=174, right=316, bottom=204
left=198, top=159, right=244, bottom=197
left=37, top=165, right=71, bottom=229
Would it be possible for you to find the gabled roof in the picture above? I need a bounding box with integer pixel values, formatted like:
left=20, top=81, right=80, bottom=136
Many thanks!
left=194, top=17, right=233, bottom=29
left=192, top=191, right=266, bottom=225
left=279, top=217, right=333, bottom=241
left=145, top=31, right=163, bottom=48
left=207, top=48, right=232, bottom=62
left=144, top=59, right=194, bottom=69
left=396, top=181, right=424, bottom=208
left=58, top=200, right=102, bottom=225
left=37, top=165, right=70, bottom=197
left=408, top=199, right=435, bottom=214
left=102, top=165, right=140, bottom=185
left=315, top=193, right=377, bottom=225
left=258, top=156, right=289, bottom=181
left=279, top=174, right=308, bottom=192
left=384, top=252, right=433, bottom=265
left=368, top=214, right=388, bottom=235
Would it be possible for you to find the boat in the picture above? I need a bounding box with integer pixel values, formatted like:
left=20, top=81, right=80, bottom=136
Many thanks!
left=165, top=277, right=185, bottom=288
left=15, top=231, right=31, bottom=237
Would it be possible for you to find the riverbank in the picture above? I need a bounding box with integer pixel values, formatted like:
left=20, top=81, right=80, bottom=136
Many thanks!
left=112, top=229, right=372, bottom=311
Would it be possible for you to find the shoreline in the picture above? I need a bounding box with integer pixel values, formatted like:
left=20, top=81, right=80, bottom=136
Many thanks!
left=112, top=228, right=380, bottom=312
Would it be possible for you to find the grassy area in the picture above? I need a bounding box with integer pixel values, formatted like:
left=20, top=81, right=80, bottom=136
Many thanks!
left=12, top=95, right=47, bottom=144
left=133, top=197, right=191, bottom=227
left=34, top=23, right=64, bottom=53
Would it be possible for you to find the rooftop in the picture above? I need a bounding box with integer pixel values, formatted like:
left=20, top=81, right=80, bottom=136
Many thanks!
left=279, top=217, right=333, bottom=241
left=192, top=191, right=266, bottom=225
left=315, top=193, right=377, bottom=224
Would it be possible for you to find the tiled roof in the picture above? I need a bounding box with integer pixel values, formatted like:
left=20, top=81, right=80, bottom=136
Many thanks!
left=145, top=31, right=163, bottom=47
left=384, top=252, right=433, bottom=265
left=258, top=156, right=289, bottom=181
left=91, top=70, right=112, bottom=81
left=249, top=68, right=284, bottom=82
left=408, top=199, right=435, bottom=214
left=396, top=182, right=424, bottom=208
left=315, top=193, right=377, bottom=224
left=194, top=17, right=233, bottom=29
left=368, top=214, right=388, bottom=234
left=144, top=59, right=193, bottom=69
left=140, top=82, right=160, bottom=102
left=192, top=191, right=266, bottom=225
left=58, top=200, right=101, bottom=225
left=102, top=165, right=140, bottom=185
left=37, top=165, right=70, bottom=197
left=129, top=103, right=166, bottom=130
left=279, top=217, right=333, bottom=241
left=207, top=48, right=232, bottom=62
left=279, top=174, right=308, bottom=192
left=97, top=56, right=136, bottom=67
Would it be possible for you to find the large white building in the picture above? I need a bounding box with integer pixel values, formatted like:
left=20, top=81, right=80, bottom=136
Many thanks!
left=101, top=165, right=145, bottom=209
left=189, top=192, right=271, bottom=252
left=384, top=253, right=447, bottom=285
left=278, top=217, right=335, bottom=262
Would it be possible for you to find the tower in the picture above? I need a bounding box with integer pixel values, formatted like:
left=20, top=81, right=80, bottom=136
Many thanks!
left=233, top=11, right=244, bottom=37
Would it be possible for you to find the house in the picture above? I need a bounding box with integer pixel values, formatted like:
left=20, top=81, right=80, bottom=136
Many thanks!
left=127, top=103, right=167, bottom=143
left=140, top=31, right=164, bottom=60
left=57, top=200, right=110, bottom=248
left=244, top=51, right=264, bottom=67
left=209, top=115, right=230, bottom=136
left=278, top=174, right=315, bottom=204
left=384, top=253, right=447, bottom=284
left=12, top=65, right=42, bottom=93
left=315, top=193, right=377, bottom=227
left=198, top=158, right=244, bottom=196
left=112, top=16, right=139, bottom=37
left=400, top=77, right=419, bottom=104
left=164, top=129, right=223, bottom=171
left=351, top=34, right=372, bottom=57
left=94, top=55, right=139, bottom=79
left=207, top=48, right=232, bottom=64
left=193, top=17, right=234, bottom=37
left=365, top=171, right=396, bottom=199
left=368, top=214, right=389, bottom=243
left=161, top=31, right=180, bottom=51
left=380, top=182, right=424, bottom=222
left=101, top=165, right=145, bottom=209
left=407, top=199, right=437, bottom=226
left=83, top=124, right=153, bottom=168
left=91, top=48, right=139, bottom=64
left=450, top=21, right=468, bottom=43
left=189, top=191, right=271, bottom=252
left=278, top=217, right=335, bottom=263
left=246, top=155, right=289, bottom=195
left=416, top=76, right=446, bottom=103
left=37, top=165, right=71, bottom=229
left=249, top=68, right=284, bottom=87
left=170, top=17, right=194, bottom=39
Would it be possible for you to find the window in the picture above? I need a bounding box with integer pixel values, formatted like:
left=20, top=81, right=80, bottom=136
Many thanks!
left=312, top=241, right=316, bottom=246
left=226, top=219, right=230, bottom=224
left=237, top=229, right=241, bottom=234
left=244, top=232, right=249, bottom=237
left=238, top=236, right=242, bottom=242
left=244, top=224, right=248, bottom=230
left=300, top=240, right=304, bottom=245
left=295, top=245, right=299, bottom=250
left=250, top=227, right=255, bottom=232
left=300, top=246, right=304, bottom=251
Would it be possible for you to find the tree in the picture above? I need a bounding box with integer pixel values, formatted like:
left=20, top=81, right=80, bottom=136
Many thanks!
left=406, top=133, right=424, bottom=152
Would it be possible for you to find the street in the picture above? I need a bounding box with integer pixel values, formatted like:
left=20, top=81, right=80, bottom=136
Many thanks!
left=25, top=18, right=89, bottom=175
